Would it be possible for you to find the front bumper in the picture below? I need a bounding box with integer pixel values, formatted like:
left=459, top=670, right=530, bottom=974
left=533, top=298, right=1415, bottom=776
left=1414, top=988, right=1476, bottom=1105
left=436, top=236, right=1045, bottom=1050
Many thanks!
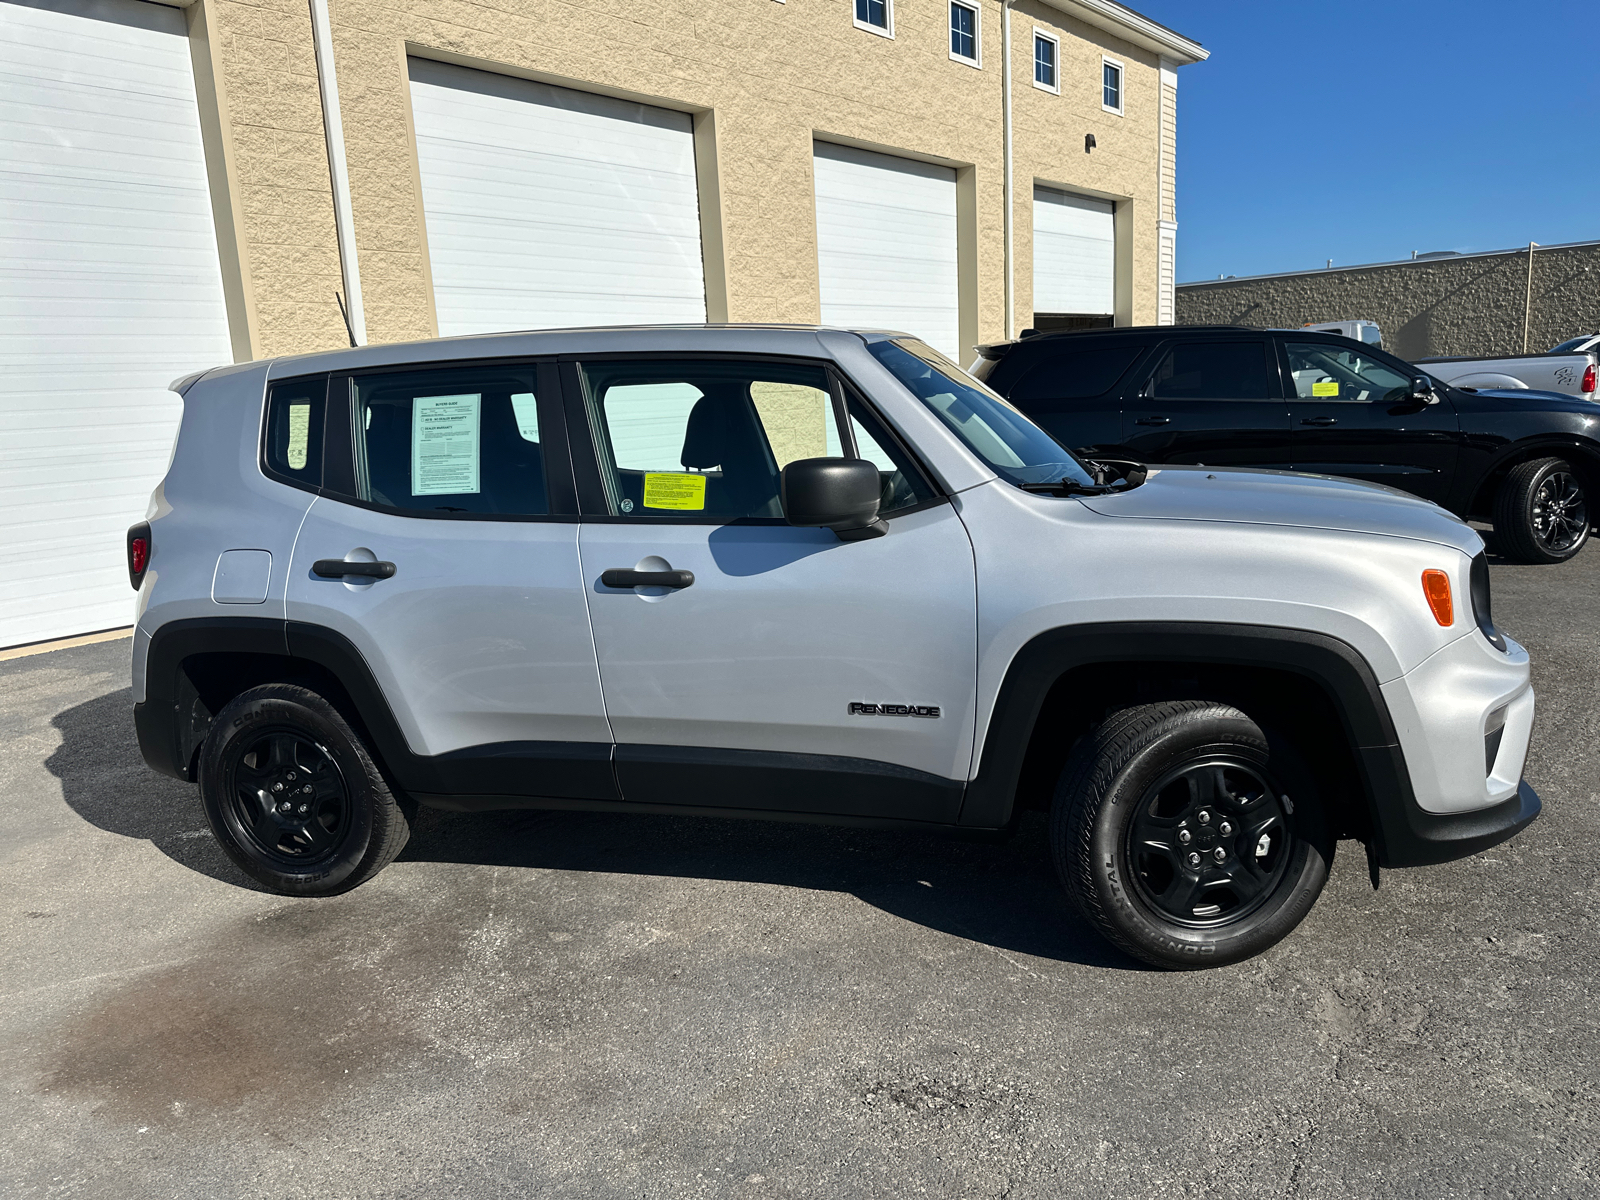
left=1370, top=629, right=1539, bottom=867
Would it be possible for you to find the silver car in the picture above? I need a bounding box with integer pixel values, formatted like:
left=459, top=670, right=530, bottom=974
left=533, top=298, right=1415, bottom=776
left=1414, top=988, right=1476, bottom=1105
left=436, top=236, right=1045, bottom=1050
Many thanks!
left=129, top=326, right=1538, bottom=969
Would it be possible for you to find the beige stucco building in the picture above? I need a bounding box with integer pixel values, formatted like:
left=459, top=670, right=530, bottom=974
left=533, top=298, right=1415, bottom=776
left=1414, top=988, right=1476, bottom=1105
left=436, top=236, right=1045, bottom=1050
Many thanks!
left=189, top=0, right=1205, bottom=361
left=0, top=0, right=1203, bottom=648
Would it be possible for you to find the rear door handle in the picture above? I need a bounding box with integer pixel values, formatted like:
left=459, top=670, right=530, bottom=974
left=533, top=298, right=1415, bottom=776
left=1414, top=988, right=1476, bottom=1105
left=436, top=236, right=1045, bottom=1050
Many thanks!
left=1134, top=416, right=1171, bottom=426
left=312, top=559, right=397, bottom=579
left=1300, top=416, right=1339, bottom=426
left=601, top=568, right=695, bottom=590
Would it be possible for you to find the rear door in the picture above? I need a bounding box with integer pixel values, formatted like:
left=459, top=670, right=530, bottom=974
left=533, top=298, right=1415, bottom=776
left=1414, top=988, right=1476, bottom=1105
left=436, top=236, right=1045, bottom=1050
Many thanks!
left=286, top=358, right=615, bottom=802
left=1122, top=338, right=1292, bottom=468
left=992, top=337, right=1148, bottom=458
left=1280, top=338, right=1461, bottom=503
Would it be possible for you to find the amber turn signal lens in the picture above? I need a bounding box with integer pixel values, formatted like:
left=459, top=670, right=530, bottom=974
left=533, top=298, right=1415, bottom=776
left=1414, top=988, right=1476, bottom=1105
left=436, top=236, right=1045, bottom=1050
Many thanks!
left=1422, top=569, right=1454, bottom=626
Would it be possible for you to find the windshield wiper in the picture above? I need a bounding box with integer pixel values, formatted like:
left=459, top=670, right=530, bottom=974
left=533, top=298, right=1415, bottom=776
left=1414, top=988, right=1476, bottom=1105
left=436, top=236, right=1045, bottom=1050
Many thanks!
left=1017, top=458, right=1149, bottom=496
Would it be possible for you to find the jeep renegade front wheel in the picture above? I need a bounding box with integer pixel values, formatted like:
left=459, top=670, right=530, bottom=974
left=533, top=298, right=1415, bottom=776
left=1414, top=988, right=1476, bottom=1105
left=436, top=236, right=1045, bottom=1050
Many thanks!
left=1051, top=701, right=1333, bottom=969
left=198, top=684, right=411, bottom=896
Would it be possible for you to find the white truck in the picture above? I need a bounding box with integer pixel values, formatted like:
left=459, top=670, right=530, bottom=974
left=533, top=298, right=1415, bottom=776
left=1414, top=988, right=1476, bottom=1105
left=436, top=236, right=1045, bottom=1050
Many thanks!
left=1416, top=334, right=1598, bottom=399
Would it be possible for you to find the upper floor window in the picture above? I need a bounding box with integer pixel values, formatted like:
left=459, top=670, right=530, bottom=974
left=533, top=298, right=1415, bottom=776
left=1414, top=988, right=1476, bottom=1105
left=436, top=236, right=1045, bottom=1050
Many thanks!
left=1033, top=31, right=1059, bottom=93
left=854, top=0, right=892, bottom=38
left=1102, top=57, right=1124, bottom=113
left=949, top=1, right=979, bottom=65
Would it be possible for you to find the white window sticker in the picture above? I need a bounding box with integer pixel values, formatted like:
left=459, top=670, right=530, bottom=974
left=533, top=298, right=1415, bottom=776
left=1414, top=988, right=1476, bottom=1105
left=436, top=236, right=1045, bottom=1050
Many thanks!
left=411, top=393, right=481, bottom=495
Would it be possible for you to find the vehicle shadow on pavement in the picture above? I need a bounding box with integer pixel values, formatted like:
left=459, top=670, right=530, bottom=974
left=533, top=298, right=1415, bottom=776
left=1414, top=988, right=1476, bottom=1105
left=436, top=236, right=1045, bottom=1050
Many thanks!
left=47, top=688, right=1142, bottom=972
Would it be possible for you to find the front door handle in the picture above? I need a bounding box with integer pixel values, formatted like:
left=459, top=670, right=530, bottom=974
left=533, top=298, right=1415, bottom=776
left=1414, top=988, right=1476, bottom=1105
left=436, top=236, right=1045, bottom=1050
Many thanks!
left=601, top=568, right=695, bottom=590
left=1134, top=416, right=1171, bottom=426
left=312, top=559, right=397, bottom=579
left=1301, top=416, right=1339, bottom=426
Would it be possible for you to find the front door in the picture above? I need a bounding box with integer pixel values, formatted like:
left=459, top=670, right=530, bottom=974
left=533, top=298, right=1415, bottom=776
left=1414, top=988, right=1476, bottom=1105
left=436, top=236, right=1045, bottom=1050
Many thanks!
left=286, top=359, right=615, bottom=802
left=567, top=354, right=978, bottom=822
left=1122, top=338, right=1293, bottom=468
left=1280, top=339, right=1462, bottom=503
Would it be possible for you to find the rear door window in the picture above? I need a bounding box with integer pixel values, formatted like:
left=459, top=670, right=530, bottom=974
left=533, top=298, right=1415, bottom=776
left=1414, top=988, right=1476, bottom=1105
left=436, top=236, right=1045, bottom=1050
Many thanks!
left=1007, top=344, right=1144, bottom=403
left=1146, top=341, right=1273, bottom=399
left=345, top=365, right=551, bottom=517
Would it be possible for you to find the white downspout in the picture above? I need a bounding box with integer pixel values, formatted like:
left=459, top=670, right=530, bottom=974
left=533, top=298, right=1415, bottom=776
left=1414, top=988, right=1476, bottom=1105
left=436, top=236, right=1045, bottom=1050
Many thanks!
left=1002, top=0, right=1016, bottom=340
left=309, top=0, right=367, bottom=345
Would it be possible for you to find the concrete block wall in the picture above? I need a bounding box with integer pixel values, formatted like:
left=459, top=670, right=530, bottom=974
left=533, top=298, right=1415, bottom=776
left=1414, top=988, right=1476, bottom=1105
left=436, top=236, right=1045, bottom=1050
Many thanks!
left=1176, top=242, right=1600, bottom=362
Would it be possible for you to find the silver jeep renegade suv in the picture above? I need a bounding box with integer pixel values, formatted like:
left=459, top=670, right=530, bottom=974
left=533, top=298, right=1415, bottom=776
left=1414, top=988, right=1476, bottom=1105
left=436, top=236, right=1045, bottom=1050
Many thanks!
left=130, top=326, right=1539, bottom=969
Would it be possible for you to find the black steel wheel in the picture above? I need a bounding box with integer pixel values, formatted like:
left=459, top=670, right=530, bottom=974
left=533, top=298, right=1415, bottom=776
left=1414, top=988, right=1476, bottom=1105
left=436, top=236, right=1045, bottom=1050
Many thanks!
left=221, top=728, right=352, bottom=867
left=198, top=683, right=411, bottom=896
left=1124, top=757, right=1293, bottom=928
left=1051, top=700, right=1334, bottom=969
left=1494, top=457, right=1590, bottom=564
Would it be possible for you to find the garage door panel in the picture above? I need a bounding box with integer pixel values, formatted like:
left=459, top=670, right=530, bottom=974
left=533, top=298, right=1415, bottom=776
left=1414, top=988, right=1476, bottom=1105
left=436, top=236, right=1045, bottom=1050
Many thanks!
left=409, top=57, right=706, bottom=336
left=1032, top=186, right=1115, bottom=316
left=0, top=0, right=233, bottom=647
left=812, top=142, right=960, bottom=360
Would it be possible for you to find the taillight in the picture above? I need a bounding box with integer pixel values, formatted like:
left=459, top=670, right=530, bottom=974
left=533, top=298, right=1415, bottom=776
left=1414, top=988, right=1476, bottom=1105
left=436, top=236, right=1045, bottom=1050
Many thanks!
left=127, top=522, right=151, bottom=590
left=1583, top=363, right=1596, bottom=395
left=1421, top=568, right=1454, bottom=626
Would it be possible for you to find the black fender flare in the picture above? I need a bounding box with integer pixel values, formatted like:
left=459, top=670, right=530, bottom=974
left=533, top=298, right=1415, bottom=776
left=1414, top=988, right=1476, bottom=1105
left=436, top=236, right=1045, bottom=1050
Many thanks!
left=956, top=621, right=1537, bottom=867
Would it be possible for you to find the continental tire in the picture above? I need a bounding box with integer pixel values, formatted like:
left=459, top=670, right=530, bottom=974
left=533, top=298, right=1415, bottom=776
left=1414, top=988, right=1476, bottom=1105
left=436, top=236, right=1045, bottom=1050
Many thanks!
left=197, top=684, right=411, bottom=896
left=1051, top=700, right=1333, bottom=970
left=1492, top=456, right=1589, bottom=564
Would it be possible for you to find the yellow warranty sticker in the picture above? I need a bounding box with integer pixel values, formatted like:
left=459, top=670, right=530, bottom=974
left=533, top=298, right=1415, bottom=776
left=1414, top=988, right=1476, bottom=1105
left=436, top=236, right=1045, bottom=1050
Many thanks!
left=287, top=403, right=310, bottom=470
left=1311, top=380, right=1340, bottom=397
left=642, top=472, right=707, bottom=510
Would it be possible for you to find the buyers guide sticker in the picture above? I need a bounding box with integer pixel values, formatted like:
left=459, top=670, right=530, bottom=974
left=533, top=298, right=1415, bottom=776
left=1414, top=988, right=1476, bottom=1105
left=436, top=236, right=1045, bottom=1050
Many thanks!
left=287, top=403, right=310, bottom=470
left=1311, top=379, right=1340, bottom=397
left=642, top=472, right=707, bottom=510
left=412, top=393, right=481, bottom=495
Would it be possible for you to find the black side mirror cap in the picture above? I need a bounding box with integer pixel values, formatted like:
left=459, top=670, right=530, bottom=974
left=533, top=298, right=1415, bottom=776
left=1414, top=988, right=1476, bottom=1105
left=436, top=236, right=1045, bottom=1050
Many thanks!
left=781, top=457, right=887, bottom=541
left=1410, top=375, right=1437, bottom=401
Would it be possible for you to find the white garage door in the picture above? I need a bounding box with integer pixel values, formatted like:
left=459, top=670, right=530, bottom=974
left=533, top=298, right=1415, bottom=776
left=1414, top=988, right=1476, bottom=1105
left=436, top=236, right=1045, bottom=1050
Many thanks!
left=408, top=59, right=707, bottom=336
left=813, top=142, right=960, bottom=360
left=0, top=0, right=234, bottom=649
left=1033, top=186, right=1115, bottom=317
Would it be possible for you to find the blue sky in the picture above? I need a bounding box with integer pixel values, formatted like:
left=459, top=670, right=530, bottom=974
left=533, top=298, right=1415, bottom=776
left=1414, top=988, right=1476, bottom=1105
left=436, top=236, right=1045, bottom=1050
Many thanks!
left=1131, top=1, right=1598, bottom=282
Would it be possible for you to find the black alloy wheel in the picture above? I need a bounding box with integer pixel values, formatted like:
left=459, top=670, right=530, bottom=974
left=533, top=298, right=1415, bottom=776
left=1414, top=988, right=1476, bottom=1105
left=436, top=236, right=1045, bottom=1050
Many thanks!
left=1494, top=456, right=1591, bottom=564
left=198, top=683, right=411, bottom=895
left=1052, top=700, right=1334, bottom=969
left=1125, top=757, right=1292, bottom=927
left=221, top=728, right=351, bottom=867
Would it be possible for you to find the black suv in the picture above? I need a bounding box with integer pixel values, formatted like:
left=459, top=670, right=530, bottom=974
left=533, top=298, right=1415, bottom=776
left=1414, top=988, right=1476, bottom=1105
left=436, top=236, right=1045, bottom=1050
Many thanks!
left=974, top=325, right=1596, bottom=563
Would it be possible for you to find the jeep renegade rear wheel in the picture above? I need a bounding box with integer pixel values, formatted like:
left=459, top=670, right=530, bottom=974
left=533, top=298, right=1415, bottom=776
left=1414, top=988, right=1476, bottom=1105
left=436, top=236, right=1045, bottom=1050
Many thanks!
left=1051, top=701, right=1333, bottom=969
left=198, top=684, right=411, bottom=896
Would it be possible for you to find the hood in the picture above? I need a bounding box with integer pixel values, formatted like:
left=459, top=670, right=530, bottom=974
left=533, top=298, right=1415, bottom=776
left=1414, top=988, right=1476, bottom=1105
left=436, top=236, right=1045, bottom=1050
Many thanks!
left=1076, top=465, right=1483, bottom=555
left=1463, top=386, right=1599, bottom=407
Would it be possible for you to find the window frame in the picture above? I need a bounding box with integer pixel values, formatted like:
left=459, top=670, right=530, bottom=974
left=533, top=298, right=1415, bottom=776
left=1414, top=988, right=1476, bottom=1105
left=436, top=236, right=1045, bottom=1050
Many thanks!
left=948, top=0, right=981, bottom=67
left=1032, top=29, right=1060, bottom=94
left=853, top=0, right=893, bottom=40
left=316, top=357, right=579, bottom=522
left=1101, top=55, right=1124, bottom=115
left=259, top=373, right=331, bottom=497
left=558, top=351, right=946, bottom=525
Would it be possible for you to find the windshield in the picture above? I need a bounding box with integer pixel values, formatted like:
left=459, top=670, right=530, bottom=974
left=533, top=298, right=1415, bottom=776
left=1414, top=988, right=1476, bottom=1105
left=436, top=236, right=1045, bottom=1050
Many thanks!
left=866, top=338, right=1097, bottom=488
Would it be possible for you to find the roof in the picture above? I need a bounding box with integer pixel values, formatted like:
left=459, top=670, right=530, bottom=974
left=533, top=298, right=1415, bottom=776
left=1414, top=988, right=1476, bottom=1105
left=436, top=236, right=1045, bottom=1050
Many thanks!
left=1042, top=0, right=1208, bottom=64
left=258, top=323, right=892, bottom=380
left=1178, top=237, right=1600, bottom=289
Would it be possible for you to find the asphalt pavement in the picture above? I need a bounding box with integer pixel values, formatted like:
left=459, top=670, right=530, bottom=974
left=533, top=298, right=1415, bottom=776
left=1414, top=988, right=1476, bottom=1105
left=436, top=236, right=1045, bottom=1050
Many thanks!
left=2, top=544, right=1596, bottom=1198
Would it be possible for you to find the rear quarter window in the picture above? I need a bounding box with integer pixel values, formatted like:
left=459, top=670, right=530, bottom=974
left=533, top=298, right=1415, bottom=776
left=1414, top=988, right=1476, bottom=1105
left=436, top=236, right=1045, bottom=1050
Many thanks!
left=263, top=378, right=325, bottom=490
left=1007, top=345, right=1143, bottom=405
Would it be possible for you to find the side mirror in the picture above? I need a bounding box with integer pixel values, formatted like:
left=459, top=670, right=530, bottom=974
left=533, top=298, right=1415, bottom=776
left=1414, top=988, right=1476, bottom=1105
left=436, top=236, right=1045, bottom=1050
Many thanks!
left=781, top=458, right=887, bottom=541
left=1410, top=375, right=1438, bottom=403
